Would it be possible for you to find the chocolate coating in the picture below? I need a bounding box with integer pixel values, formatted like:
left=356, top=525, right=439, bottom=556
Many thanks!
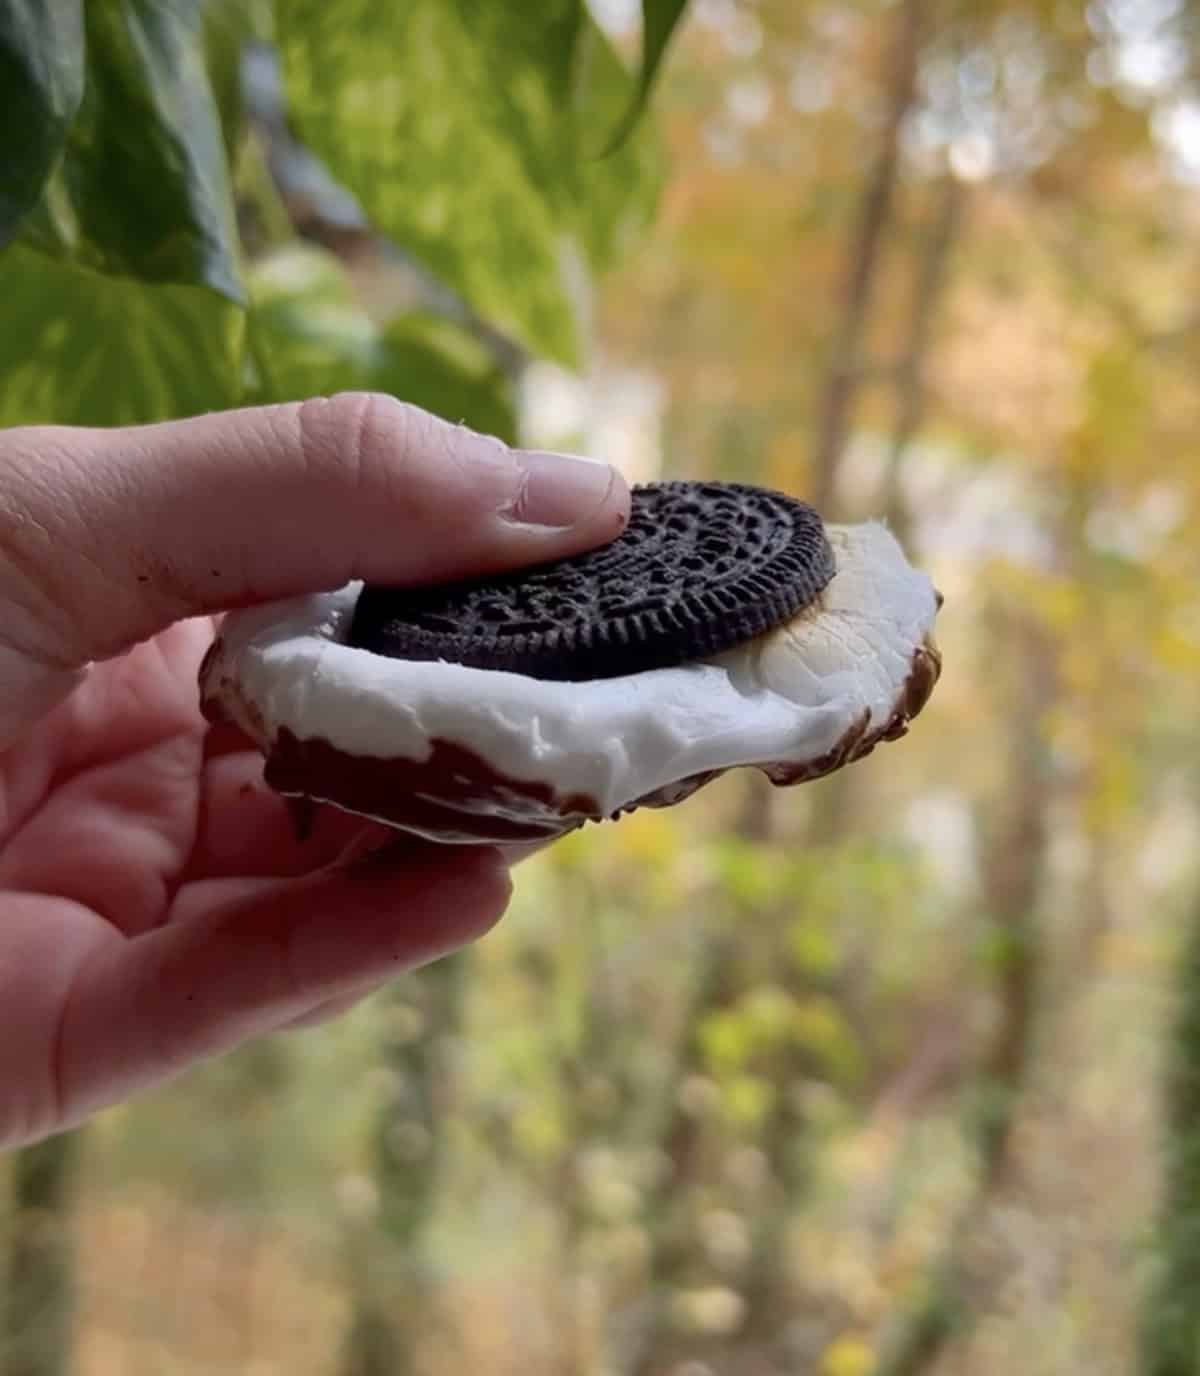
left=265, top=729, right=602, bottom=844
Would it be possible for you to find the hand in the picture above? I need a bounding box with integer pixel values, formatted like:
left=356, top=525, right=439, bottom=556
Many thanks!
left=0, top=393, right=629, bottom=1148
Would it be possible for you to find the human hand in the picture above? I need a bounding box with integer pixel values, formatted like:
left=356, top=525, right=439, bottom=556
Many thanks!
left=0, top=394, right=629, bottom=1148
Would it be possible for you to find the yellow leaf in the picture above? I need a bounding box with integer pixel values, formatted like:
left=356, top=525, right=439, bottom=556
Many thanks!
left=821, top=1333, right=874, bottom=1376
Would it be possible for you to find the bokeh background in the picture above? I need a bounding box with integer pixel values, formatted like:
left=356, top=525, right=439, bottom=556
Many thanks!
left=3, top=1, right=1200, bottom=1374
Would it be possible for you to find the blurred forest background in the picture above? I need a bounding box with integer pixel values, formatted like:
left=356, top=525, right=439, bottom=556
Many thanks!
left=3, top=1, right=1200, bottom=1374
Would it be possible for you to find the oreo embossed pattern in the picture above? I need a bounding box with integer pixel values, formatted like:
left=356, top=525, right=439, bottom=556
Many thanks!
left=349, top=482, right=837, bottom=681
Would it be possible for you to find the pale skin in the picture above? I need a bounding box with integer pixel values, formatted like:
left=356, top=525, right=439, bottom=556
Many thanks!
left=0, top=392, right=630, bottom=1149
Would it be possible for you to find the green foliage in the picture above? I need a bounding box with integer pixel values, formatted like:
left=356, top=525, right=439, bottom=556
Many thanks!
left=974, top=918, right=1029, bottom=976
left=276, top=0, right=662, bottom=365
left=246, top=246, right=518, bottom=440
left=604, top=0, right=691, bottom=152
left=203, top=0, right=258, bottom=159
left=0, top=0, right=664, bottom=429
left=0, top=1, right=85, bottom=248
left=700, top=988, right=862, bottom=1090
left=9, top=3, right=1200, bottom=1373
left=20, top=0, right=243, bottom=301
left=2, top=1132, right=78, bottom=1376
left=875, top=1259, right=965, bottom=1376
left=0, top=242, right=245, bottom=427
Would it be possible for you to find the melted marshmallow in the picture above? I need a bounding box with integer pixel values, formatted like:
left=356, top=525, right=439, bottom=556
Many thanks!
left=201, top=523, right=939, bottom=817
left=200, top=520, right=941, bottom=809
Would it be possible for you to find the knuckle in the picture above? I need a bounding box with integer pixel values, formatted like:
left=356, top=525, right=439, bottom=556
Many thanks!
left=298, top=392, right=417, bottom=484
left=0, top=432, right=104, bottom=662
left=294, top=393, right=518, bottom=537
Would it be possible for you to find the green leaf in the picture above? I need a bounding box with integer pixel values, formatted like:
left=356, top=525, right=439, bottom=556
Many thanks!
left=792, top=997, right=864, bottom=1086
left=787, top=919, right=837, bottom=976
left=204, top=0, right=258, bottom=163
left=20, top=0, right=243, bottom=302
left=0, top=244, right=244, bottom=428
left=276, top=0, right=660, bottom=365
left=245, top=246, right=383, bottom=400
left=0, top=0, right=85, bottom=248
left=377, top=314, right=518, bottom=443
left=699, top=1008, right=752, bottom=1073
left=247, top=245, right=517, bottom=441
left=573, top=19, right=666, bottom=270
left=723, top=1073, right=775, bottom=1128
left=603, top=0, right=689, bottom=153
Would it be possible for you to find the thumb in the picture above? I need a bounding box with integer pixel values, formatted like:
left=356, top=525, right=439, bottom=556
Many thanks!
left=0, top=394, right=628, bottom=734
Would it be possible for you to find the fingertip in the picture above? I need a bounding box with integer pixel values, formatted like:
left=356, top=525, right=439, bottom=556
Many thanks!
left=472, top=844, right=516, bottom=928
left=281, top=843, right=511, bottom=1034
left=343, top=837, right=512, bottom=943
left=505, top=450, right=627, bottom=535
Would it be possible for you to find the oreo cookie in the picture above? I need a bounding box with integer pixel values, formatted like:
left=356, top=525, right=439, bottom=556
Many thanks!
left=348, top=481, right=836, bottom=682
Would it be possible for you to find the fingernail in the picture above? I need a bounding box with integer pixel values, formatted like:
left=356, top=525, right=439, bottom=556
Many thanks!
left=508, top=451, right=617, bottom=528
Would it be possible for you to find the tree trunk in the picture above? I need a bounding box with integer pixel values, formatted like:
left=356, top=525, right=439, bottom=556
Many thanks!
left=876, top=610, right=1055, bottom=1376
left=803, top=0, right=928, bottom=850
left=809, top=0, right=925, bottom=517
left=2, top=1133, right=80, bottom=1376
left=340, top=955, right=468, bottom=1376
left=627, top=930, right=742, bottom=1376
left=881, top=175, right=966, bottom=546
left=1139, top=871, right=1200, bottom=1376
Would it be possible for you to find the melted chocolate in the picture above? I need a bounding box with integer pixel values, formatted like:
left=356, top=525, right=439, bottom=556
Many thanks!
left=264, top=729, right=603, bottom=844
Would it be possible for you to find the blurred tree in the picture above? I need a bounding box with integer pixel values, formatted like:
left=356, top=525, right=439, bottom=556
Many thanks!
left=340, top=961, right=469, bottom=1376
left=809, top=0, right=925, bottom=518
left=0, top=3, right=685, bottom=1375
left=597, top=2, right=1200, bottom=1373
left=876, top=603, right=1055, bottom=1375
left=4, top=1, right=1200, bottom=1374
left=1142, top=876, right=1200, bottom=1376
left=1, top=1136, right=77, bottom=1376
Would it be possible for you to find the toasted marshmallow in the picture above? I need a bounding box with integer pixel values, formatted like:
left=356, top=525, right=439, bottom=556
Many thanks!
left=199, top=522, right=941, bottom=843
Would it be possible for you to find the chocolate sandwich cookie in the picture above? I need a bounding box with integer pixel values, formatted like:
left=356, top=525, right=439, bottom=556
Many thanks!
left=348, top=482, right=837, bottom=681
left=199, top=488, right=944, bottom=845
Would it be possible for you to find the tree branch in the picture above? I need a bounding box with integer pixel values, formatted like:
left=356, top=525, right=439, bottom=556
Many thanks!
left=809, top=0, right=925, bottom=516
left=881, top=174, right=966, bottom=545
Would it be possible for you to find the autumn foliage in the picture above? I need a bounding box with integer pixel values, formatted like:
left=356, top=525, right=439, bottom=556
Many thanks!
left=3, top=2, right=1200, bottom=1375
